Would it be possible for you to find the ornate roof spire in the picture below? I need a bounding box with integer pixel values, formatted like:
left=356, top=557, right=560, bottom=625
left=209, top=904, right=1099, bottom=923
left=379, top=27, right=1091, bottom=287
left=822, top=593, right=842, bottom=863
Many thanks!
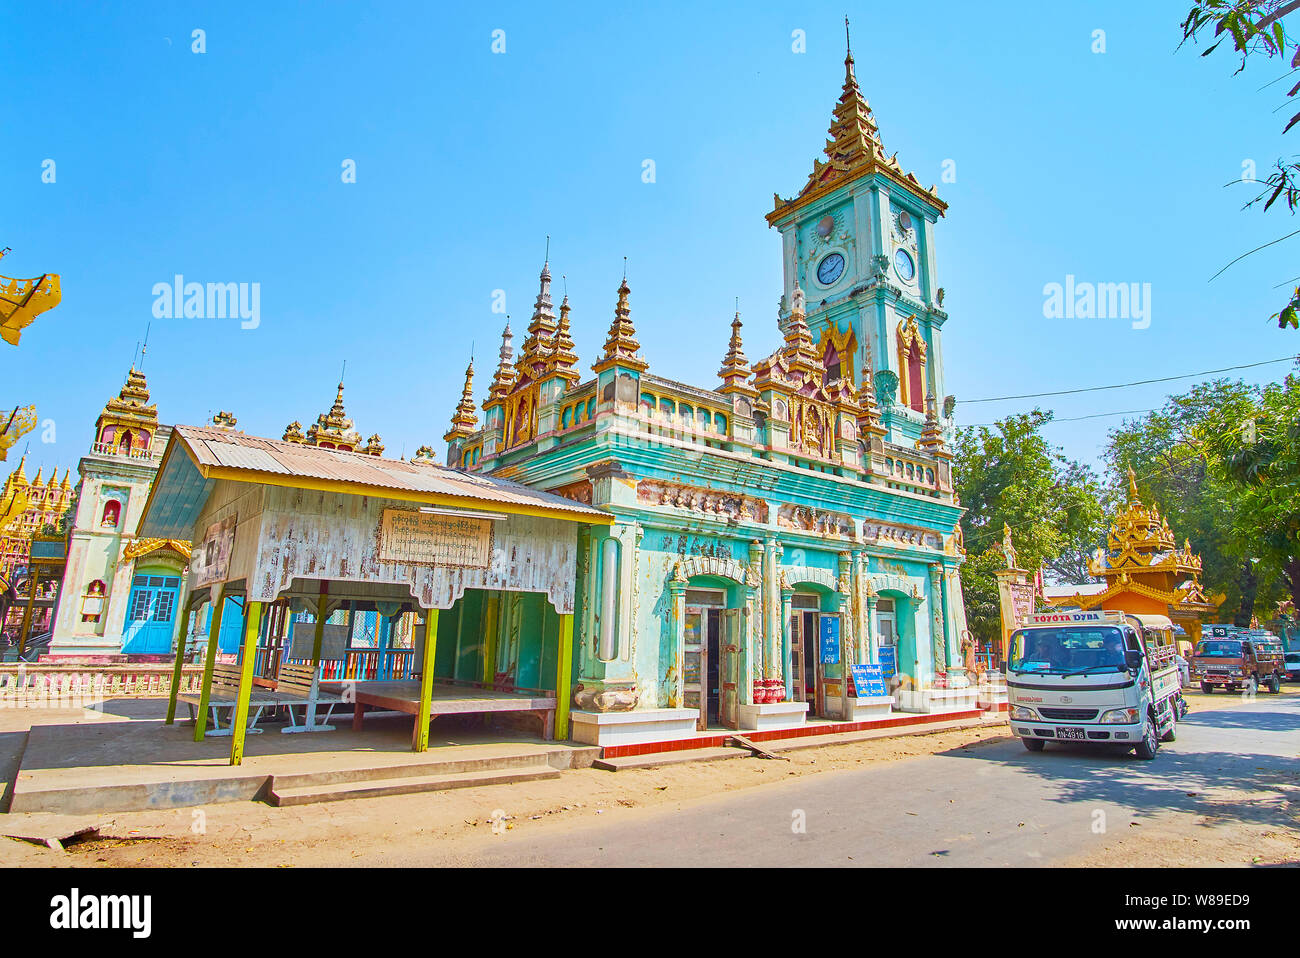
left=1127, top=465, right=1138, bottom=502
left=781, top=281, right=821, bottom=373
left=824, top=16, right=884, bottom=170
left=486, top=321, right=518, bottom=404
left=518, top=252, right=558, bottom=375
left=592, top=275, right=649, bottom=374
left=305, top=380, right=362, bottom=450
left=919, top=393, right=951, bottom=459
left=718, top=306, right=758, bottom=397
left=548, top=287, right=581, bottom=386
left=444, top=359, right=480, bottom=441
left=59, top=468, right=71, bottom=490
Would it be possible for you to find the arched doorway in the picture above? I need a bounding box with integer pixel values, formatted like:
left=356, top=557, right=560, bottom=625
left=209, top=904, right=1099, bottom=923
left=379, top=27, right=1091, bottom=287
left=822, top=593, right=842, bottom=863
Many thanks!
left=681, top=575, right=744, bottom=731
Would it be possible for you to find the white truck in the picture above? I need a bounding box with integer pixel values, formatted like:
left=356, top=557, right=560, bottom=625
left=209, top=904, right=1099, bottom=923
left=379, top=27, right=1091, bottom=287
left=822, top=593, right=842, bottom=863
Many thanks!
left=1006, top=610, right=1186, bottom=760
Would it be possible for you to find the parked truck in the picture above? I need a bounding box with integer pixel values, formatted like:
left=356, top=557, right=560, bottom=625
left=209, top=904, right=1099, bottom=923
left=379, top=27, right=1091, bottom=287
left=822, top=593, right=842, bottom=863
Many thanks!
left=1006, top=610, right=1186, bottom=760
left=1189, top=624, right=1285, bottom=694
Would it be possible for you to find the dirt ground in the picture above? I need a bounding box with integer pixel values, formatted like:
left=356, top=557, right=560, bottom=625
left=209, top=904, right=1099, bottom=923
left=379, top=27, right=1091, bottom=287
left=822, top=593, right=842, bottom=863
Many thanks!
left=1, top=686, right=1294, bottom=868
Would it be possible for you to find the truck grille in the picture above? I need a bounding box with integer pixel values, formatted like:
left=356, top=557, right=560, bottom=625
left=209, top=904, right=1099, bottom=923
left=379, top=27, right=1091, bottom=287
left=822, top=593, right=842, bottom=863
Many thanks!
left=1038, top=707, right=1099, bottom=721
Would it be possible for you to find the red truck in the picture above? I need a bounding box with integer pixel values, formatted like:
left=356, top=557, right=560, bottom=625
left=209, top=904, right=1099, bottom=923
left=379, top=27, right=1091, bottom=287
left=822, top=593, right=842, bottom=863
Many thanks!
left=1189, top=626, right=1286, bottom=694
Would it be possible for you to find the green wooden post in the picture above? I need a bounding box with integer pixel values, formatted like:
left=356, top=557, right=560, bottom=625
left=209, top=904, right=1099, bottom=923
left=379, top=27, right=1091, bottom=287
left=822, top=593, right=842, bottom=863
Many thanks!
left=555, top=612, right=574, bottom=740
left=412, top=608, right=439, bottom=752
left=164, top=603, right=195, bottom=725
left=193, top=586, right=226, bottom=742
left=229, top=600, right=265, bottom=766
left=310, top=582, right=328, bottom=668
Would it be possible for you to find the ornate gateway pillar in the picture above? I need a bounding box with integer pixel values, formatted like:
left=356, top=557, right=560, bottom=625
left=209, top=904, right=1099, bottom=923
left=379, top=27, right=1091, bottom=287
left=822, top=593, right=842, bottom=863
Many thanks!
left=928, top=565, right=946, bottom=687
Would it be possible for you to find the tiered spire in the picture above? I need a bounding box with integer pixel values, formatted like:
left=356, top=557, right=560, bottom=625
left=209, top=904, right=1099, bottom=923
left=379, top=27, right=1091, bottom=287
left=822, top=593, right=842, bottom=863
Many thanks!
left=717, top=308, right=758, bottom=397
left=444, top=360, right=479, bottom=442
left=856, top=339, right=887, bottom=438
left=485, top=322, right=517, bottom=406
left=592, top=277, right=649, bottom=374
left=825, top=17, right=885, bottom=171
left=918, top=393, right=951, bottom=459
left=780, top=283, right=822, bottom=375
left=361, top=434, right=385, bottom=456
left=516, top=260, right=558, bottom=378
left=411, top=444, right=438, bottom=465
left=304, top=382, right=362, bottom=450
left=545, top=291, right=581, bottom=386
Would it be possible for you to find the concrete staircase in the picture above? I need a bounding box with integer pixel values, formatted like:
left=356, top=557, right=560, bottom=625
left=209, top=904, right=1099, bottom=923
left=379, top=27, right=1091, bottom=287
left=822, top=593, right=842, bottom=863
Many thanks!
left=266, top=752, right=562, bottom=807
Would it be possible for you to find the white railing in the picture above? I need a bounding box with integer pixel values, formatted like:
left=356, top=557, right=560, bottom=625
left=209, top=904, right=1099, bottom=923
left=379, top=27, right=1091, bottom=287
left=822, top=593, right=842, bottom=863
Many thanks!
left=90, top=441, right=160, bottom=461
left=0, top=663, right=203, bottom=703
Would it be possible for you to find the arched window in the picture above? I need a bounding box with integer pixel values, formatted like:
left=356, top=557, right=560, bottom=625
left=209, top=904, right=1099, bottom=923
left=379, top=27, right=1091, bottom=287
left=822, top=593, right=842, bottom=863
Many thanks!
left=101, top=500, right=121, bottom=529
left=896, top=316, right=928, bottom=413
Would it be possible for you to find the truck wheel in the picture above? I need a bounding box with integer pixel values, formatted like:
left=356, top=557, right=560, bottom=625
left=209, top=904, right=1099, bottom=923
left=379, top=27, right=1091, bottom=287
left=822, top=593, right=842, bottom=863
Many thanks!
left=1200, top=682, right=1213, bottom=694
left=1159, top=707, right=1177, bottom=743
left=1023, top=738, right=1045, bottom=752
left=1267, top=674, right=1281, bottom=694
left=1133, top=712, right=1159, bottom=760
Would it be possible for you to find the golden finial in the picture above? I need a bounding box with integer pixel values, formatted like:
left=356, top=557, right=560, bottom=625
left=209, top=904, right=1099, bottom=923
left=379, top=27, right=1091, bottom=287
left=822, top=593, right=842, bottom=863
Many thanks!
left=1126, top=465, right=1138, bottom=502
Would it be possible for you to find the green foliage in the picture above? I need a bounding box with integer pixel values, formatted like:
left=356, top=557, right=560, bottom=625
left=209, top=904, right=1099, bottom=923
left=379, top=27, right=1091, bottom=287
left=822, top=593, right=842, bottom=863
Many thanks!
left=1104, top=379, right=1273, bottom=623
left=1197, top=368, right=1300, bottom=607
left=1179, top=1, right=1300, bottom=327
left=951, top=409, right=1106, bottom=642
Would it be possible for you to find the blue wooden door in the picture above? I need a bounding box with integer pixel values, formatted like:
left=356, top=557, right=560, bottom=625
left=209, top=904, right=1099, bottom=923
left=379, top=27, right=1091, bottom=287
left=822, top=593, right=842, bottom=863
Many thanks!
left=121, top=574, right=181, bottom=654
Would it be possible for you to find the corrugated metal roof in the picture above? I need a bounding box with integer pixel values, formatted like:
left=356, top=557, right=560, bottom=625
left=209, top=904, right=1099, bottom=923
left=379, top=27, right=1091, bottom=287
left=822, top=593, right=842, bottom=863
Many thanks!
left=171, top=424, right=608, bottom=520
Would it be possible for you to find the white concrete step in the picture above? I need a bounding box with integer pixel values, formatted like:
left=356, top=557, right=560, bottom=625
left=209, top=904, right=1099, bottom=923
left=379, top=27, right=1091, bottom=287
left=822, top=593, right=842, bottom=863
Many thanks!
left=268, top=764, right=560, bottom=806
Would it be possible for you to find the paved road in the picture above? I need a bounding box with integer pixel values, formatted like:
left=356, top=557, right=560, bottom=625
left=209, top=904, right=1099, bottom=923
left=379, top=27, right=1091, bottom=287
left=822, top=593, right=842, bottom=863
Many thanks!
left=395, top=692, right=1299, bottom=867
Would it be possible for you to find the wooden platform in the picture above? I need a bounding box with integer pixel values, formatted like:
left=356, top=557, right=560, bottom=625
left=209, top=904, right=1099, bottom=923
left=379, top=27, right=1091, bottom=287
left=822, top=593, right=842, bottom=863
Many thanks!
left=326, top=680, right=558, bottom=742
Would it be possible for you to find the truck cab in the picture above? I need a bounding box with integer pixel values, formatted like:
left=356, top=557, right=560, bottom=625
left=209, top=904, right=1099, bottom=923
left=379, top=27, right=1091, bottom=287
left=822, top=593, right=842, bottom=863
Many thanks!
left=1189, top=624, right=1285, bottom=694
left=1006, top=610, right=1185, bottom=760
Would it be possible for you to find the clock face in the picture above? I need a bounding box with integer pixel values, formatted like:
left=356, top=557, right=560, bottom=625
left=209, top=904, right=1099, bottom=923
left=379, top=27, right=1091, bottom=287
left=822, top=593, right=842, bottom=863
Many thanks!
left=893, top=248, right=915, bottom=282
left=816, top=252, right=846, bottom=286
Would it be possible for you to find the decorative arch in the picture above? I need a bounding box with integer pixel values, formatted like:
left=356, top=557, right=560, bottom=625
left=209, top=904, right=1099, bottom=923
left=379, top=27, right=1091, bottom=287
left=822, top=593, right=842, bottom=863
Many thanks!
left=674, top=555, right=759, bottom=588
left=869, top=572, right=926, bottom=599
left=780, top=565, right=842, bottom=593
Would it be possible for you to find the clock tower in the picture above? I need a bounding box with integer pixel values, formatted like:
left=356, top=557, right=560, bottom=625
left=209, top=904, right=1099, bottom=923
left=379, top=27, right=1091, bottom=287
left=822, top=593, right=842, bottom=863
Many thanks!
left=766, top=20, right=951, bottom=445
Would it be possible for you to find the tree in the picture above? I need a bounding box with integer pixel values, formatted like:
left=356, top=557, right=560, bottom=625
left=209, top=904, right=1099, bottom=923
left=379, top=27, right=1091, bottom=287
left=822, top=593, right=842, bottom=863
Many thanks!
left=1103, top=379, right=1276, bottom=625
left=952, top=410, right=1107, bottom=642
left=1179, top=1, right=1300, bottom=327
left=1198, top=368, right=1300, bottom=610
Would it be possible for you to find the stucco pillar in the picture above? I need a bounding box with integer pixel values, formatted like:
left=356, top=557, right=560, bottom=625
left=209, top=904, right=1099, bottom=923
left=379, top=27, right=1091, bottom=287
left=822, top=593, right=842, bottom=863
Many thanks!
left=850, top=550, right=868, bottom=665
left=763, top=538, right=780, bottom=683
left=781, top=581, right=794, bottom=702
left=929, top=565, right=946, bottom=686
left=667, top=568, right=687, bottom=708
left=865, top=584, right=879, bottom=666
left=748, top=540, right=765, bottom=680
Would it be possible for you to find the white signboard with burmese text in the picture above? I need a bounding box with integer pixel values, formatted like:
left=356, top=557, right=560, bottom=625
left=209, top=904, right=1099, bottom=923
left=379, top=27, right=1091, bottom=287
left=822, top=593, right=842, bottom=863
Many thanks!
left=378, top=508, right=492, bottom=569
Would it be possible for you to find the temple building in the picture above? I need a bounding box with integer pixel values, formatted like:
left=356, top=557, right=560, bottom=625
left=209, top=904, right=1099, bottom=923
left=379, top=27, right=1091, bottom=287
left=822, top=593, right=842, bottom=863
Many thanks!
left=47, top=367, right=191, bottom=656
left=0, top=455, right=74, bottom=635
left=1043, top=468, right=1222, bottom=650
left=442, top=33, right=972, bottom=746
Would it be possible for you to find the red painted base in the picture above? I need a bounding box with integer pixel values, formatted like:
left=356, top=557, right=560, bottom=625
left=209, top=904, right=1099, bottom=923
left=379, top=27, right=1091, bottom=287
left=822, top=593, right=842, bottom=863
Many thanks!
left=600, top=708, right=985, bottom=760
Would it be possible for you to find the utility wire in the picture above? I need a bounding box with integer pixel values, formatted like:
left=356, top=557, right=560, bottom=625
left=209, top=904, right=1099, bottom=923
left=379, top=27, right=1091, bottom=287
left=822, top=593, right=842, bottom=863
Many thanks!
left=962, top=356, right=1297, bottom=404
left=965, top=408, right=1154, bottom=428
left=962, top=417, right=1251, bottom=554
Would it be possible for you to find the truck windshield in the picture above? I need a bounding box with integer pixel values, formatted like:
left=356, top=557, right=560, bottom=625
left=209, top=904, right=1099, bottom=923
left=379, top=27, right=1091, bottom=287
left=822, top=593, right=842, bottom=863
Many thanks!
left=1195, top=640, right=1242, bottom=657
left=1009, top=627, right=1127, bottom=674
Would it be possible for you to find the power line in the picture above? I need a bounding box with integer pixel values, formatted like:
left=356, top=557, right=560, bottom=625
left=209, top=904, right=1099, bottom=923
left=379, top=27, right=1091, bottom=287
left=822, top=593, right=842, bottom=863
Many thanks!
left=962, top=417, right=1253, bottom=554
left=965, top=408, right=1154, bottom=428
left=963, top=356, right=1297, bottom=404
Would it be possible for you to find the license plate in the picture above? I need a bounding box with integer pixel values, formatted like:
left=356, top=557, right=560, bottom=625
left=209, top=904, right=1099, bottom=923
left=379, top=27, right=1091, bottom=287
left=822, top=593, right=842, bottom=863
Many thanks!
left=1055, top=726, right=1086, bottom=740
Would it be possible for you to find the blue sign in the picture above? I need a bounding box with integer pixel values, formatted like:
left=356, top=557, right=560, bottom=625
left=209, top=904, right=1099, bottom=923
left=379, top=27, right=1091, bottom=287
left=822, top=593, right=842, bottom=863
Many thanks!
left=877, top=646, right=897, bottom=680
left=850, top=664, right=887, bottom=698
left=819, top=616, right=840, bottom=665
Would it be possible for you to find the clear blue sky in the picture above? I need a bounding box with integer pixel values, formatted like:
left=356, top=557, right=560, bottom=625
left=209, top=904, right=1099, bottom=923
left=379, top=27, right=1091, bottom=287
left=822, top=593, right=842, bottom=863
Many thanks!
left=4, top=1, right=1297, bottom=480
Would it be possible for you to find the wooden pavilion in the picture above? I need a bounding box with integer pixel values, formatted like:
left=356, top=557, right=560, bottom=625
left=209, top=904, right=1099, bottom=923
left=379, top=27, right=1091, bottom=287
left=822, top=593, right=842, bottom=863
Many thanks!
left=138, top=425, right=611, bottom=765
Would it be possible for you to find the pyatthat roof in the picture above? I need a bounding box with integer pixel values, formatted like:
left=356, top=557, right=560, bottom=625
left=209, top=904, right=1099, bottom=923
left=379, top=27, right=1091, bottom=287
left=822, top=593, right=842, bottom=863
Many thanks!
left=139, top=424, right=610, bottom=540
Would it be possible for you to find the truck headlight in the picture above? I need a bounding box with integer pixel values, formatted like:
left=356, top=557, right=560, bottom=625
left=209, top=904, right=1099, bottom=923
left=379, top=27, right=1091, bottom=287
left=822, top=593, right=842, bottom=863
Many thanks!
left=1099, top=708, right=1139, bottom=724
left=1009, top=706, right=1038, bottom=721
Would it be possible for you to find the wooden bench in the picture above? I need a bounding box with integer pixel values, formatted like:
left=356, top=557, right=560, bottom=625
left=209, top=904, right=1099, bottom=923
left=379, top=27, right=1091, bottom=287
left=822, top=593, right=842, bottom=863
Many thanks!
left=177, top=663, right=277, bottom=737
left=274, top=662, right=342, bottom=734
